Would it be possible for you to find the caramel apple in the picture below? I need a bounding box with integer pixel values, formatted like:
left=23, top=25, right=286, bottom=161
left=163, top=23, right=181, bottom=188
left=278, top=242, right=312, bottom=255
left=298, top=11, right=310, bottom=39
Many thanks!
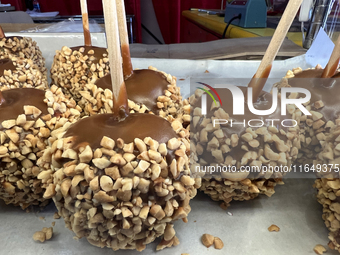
left=0, top=58, right=47, bottom=91
left=190, top=86, right=300, bottom=207
left=0, top=86, right=81, bottom=209
left=50, top=0, right=110, bottom=100
left=40, top=0, right=198, bottom=250
left=274, top=66, right=340, bottom=165
left=0, top=33, right=47, bottom=78
left=314, top=125, right=340, bottom=253
left=73, top=0, right=183, bottom=121
left=46, top=111, right=196, bottom=250
left=78, top=66, right=183, bottom=121
left=50, top=45, right=110, bottom=100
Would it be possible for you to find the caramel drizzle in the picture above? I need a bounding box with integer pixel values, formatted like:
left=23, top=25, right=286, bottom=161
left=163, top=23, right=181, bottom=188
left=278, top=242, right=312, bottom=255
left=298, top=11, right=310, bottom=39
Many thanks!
left=248, top=64, right=272, bottom=103
left=112, top=81, right=129, bottom=120
left=80, top=0, right=92, bottom=46
left=102, top=0, right=129, bottom=120
left=0, top=26, right=4, bottom=39
left=122, top=44, right=133, bottom=80
left=322, top=57, right=340, bottom=78
left=0, top=92, right=4, bottom=105
left=82, top=13, right=92, bottom=47
left=322, top=35, right=340, bottom=78
left=116, top=0, right=133, bottom=80
left=0, top=58, right=15, bottom=104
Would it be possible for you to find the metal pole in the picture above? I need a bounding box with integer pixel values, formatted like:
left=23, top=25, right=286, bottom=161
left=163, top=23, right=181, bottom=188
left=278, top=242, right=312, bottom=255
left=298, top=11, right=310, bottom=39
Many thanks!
left=303, top=0, right=335, bottom=49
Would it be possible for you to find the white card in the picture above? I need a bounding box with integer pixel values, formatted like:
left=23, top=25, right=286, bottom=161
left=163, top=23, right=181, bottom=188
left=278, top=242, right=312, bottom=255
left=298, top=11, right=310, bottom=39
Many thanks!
left=305, top=27, right=334, bottom=68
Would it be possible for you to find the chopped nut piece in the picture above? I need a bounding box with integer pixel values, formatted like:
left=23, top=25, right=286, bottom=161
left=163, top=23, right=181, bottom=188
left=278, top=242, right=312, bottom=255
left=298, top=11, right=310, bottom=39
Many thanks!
left=167, top=138, right=181, bottom=150
left=201, top=234, right=214, bottom=248
left=92, top=157, right=111, bottom=169
left=214, top=237, right=224, bottom=250
left=79, top=145, right=93, bottom=163
left=219, top=202, right=228, bottom=210
left=93, top=191, right=114, bottom=203
left=33, top=231, right=46, bottom=243
left=313, top=244, right=326, bottom=254
left=2, top=119, right=16, bottom=129
left=268, top=224, right=280, bottom=232
left=42, top=227, right=53, bottom=240
left=53, top=212, right=61, bottom=219
left=100, top=136, right=115, bottom=150
left=100, top=176, right=114, bottom=192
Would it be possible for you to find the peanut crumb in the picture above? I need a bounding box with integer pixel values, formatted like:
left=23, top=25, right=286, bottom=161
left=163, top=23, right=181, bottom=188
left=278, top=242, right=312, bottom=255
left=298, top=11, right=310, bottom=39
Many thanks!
left=201, top=234, right=214, bottom=248
left=314, top=244, right=326, bottom=254
left=268, top=224, right=280, bottom=232
left=53, top=212, right=61, bottom=219
left=219, top=202, right=228, bottom=210
left=32, top=227, right=53, bottom=243
left=39, top=216, right=45, bottom=221
left=51, top=222, right=56, bottom=227
left=328, top=241, right=335, bottom=250
left=201, top=234, right=224, bottom=250
left=214, top=237, right=224, bottom=250
left=33, top=231, right=45, bottom=243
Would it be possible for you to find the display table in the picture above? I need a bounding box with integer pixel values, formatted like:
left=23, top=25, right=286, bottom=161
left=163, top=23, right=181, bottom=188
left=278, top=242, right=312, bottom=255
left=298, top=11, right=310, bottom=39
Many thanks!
left=0, top=5, right=15, bottom=12
left=0, top=23, right=51, bottom=32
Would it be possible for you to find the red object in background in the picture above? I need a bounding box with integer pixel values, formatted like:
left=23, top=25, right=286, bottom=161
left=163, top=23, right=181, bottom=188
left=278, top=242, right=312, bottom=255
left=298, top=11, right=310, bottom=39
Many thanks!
left=152, top=0, right=227, bottom=44
left=2, top=0, right=142, bottom=43
left=181, top=17, right=220, bottom=43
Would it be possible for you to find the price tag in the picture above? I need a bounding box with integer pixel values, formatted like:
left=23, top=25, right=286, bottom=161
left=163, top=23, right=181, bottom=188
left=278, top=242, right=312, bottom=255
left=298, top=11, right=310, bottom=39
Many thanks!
left=305, top=27, right=334, bottom=68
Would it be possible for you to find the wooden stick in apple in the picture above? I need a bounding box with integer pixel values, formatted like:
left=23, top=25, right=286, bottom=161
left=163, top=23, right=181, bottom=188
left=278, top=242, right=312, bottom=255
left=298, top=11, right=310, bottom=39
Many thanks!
left=321, top=34, right=340, bottom=78
left=102, top=0, right=128, bottom=118
left=248, top=0, right=304, bottom=102
left=80, top=0, right=92, bottom=46
left=116, top=0, right=133, bottom=79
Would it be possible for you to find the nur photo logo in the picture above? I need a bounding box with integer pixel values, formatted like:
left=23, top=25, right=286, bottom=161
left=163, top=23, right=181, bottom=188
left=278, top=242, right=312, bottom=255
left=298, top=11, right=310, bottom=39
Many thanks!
left=197, top=82, right=312, bottom=128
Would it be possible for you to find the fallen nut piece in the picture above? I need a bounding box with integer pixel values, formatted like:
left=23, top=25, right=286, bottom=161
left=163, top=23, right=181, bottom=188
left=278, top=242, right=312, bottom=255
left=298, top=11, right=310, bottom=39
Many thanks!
left=32, top=231, right=46, bottom=243
left=33, top=227, right=53, bottom=242
left=53, top=212, right=61, bottom=219
left=42, top=227, right=53, bottom=240
left=219, top=202, right=228, bottom=210
left=328, top=241, right=335, bottom=250
left=268, top=224, right=280, bottom=232
left=313, top=244, right=327, bottom=254
left=214, top=237, right=224, bottom=250
left=201, top=234, right=215, bottom=248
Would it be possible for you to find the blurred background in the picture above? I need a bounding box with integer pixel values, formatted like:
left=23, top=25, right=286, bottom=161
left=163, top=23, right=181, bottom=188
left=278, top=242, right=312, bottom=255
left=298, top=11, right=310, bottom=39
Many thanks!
left=0, top=0, right=338, bottom=59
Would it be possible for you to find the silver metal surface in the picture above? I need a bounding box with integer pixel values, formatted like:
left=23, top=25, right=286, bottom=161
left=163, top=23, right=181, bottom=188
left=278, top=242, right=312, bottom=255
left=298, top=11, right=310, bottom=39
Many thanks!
left=303, top=0, right=335, bottom=49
